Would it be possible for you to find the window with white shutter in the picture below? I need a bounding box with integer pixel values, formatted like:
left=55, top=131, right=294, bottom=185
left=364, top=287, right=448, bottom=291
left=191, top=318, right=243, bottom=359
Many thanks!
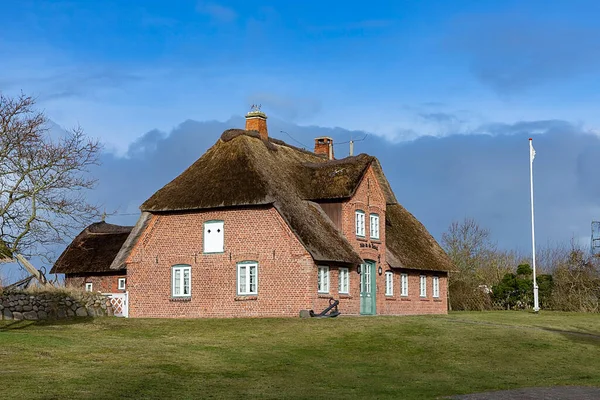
left=204, top=220, right=224, bottom=253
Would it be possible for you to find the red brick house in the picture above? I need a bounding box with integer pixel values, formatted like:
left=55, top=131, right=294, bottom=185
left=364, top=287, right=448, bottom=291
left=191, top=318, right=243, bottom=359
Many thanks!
left=107, top=109, right=454, bottom=318
left=51, top=222, right=131, bottom=293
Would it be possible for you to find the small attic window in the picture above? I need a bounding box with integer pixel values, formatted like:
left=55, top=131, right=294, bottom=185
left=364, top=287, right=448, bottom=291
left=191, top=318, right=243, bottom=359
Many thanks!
left=204, top=220, right=224, bottom=253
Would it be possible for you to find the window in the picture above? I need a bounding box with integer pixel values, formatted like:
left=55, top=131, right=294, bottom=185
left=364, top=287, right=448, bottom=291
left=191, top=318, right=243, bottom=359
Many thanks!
left=401, top=273, right=408, bottom=297
left=118, top=278, right=126, bottom=290
left=204, top=220, right=224, bottom=253
left=318, top=266, right=329, bottom=293
left=370, top=214, right=380, bottom=239
left=85, top=282, right=93, bottom=292
left=355, top=210, right=365, bottom=237
left=420, top=275, right=427, bottom=297
left=385, top=271, right=394, bottom=296
left=237, top=262, right=258, bottom=295
left=433, top=276, right=440, bottom=298
left=172, top=265, right=191, bottom=298
left=339, top=268, right=349, bottom=294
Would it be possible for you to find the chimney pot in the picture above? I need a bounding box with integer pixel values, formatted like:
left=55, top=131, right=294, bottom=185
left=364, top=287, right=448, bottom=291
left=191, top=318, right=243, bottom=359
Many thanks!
left=314, top=136, right=334, bottom=160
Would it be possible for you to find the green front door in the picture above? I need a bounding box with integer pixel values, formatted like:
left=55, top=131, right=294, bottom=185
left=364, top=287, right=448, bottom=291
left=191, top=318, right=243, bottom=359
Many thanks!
left=360, top=261, right=376, bottom=315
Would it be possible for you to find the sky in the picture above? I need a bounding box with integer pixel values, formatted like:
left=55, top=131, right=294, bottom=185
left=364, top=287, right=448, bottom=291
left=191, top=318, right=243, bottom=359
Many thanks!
left=2, top=0, right=600, bottom=279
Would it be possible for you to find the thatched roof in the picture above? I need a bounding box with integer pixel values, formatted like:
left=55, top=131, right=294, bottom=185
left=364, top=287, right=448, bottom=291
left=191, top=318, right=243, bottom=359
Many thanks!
left=385, top=204, right=454, bottom=272
left=50, top=222, right=133, bottom=274
left=131, top=129, right=451, bottom=270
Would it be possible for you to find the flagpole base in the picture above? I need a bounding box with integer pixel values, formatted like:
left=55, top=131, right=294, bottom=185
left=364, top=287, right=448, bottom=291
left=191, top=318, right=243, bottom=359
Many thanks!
left=533, top=307, right=540, bottom=313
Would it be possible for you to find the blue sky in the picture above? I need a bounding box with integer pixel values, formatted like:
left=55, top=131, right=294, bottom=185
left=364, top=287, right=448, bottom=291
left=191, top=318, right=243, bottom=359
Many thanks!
left=2, top=1, right=600, bottom=278
left=4, top=0, right=600, bottom=150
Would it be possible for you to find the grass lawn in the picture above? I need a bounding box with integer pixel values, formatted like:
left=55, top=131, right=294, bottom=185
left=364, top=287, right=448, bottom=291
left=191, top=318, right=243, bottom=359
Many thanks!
left=1, top=311, right=599, bottom=399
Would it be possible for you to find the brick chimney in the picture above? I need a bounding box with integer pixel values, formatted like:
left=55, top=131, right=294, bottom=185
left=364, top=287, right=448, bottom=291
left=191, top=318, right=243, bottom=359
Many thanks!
left=314, top=137, right=334, bottom=160
left=245, top=106, right=268, bottom=140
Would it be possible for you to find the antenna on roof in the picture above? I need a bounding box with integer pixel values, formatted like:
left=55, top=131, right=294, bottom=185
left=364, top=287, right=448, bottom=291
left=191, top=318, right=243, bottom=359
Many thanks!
left=280, top=130, right=308, bottom=149
left=336, top=133, right=368, bottom=156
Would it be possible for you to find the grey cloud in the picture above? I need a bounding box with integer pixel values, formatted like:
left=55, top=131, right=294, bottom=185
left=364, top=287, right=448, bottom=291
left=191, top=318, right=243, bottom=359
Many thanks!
left=6, top=116, right=598, bottom=283
left=446, top=14, right=600, bottom=94
left=92, top=117, right=600, bottom=255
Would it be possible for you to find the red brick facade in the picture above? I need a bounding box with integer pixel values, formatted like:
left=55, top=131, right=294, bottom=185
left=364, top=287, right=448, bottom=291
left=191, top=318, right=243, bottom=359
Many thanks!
left=65, top=273, right=127, bottom=294
left=125, top=165, right=448, bottom=317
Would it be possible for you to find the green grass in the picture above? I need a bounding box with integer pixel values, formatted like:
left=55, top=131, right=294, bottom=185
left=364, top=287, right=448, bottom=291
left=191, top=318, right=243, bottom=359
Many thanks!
left=1, top=312, right=599, bottom=399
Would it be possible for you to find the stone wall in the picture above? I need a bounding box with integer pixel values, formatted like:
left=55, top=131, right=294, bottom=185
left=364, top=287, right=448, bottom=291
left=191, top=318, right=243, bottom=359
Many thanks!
left=0, top=290, right=115, bottom=321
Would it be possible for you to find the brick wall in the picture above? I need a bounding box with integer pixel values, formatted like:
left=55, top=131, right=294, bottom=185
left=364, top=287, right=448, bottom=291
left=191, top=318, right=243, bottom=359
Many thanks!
left=379, top=271, right=448, bottom=315
left=65, top=273, right=127, bottom=294
left=126, top=206, right=319, bottom=318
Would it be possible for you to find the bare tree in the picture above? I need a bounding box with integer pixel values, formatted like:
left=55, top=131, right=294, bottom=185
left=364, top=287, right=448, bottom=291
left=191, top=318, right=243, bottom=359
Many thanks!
left=442, top=218, right=517, bottom=310
left=0, top=92, right=102, bottom=262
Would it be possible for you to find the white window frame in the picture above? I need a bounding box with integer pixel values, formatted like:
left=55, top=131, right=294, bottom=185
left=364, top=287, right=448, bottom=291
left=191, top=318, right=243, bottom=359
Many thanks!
left=401, top=273, right=409, bottom=297
left=339, top=267, right=349, bottom=294
left=420, top=275, right=427, bottom=298
left=117, top=278, right=126, bottom=290
left=172, top=265, right=192, bottom=298
left=203, top=220, right=224, bottom=253
left=355, top=210, right=365, bottom=237
left=370, top=213, right=380, bottom=240
left=237, top=262, right=258, bottom=296
left=385, top=271, right=394, bottom=296
left=433, top=276, right=440, bottom=298
left=85, top=282, right=93, bottom=292
left=318, top=266, right=330, bottom=293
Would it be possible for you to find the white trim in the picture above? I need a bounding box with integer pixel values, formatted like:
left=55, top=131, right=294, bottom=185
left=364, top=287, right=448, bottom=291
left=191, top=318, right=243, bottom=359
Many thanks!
left=433, top=276, right=440, bottom=298
left=172, top=265, right=191, bottom=298
left=117, top=277, right=126, bottom=290
left=85, top=282, right=93, bottom=292
left=355, top=210, right=365, bottom=237
left=370, top=213, right=380, bottom=240
left=339, top=267, right=349, bottom=294
left=318, top=266, right=330, bottom=293
left=237, top=262, right=258, bottom=295
left=401, top=273, right=408, bottom=297
left=419, top=275, right=427, bottom=297
left=385, top=271, right=393, bottom=296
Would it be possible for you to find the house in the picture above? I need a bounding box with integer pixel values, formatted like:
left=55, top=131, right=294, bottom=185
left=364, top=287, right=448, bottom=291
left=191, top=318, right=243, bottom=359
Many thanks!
left=51, top=222, right=132, bottom=293
left=106, top=109, right=454, bottom=318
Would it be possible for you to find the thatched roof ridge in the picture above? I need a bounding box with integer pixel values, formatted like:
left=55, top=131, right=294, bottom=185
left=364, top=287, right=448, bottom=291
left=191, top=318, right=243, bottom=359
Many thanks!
left=50, top=222, right=133, bottom=274
left=142, top=135, right=275, bottom=212
left=385, top=204, right=454, bottom=272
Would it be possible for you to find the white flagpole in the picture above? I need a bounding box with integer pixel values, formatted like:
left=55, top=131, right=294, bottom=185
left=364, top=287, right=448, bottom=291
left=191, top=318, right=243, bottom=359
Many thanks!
left=529, top=138, right=540, bottom=312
